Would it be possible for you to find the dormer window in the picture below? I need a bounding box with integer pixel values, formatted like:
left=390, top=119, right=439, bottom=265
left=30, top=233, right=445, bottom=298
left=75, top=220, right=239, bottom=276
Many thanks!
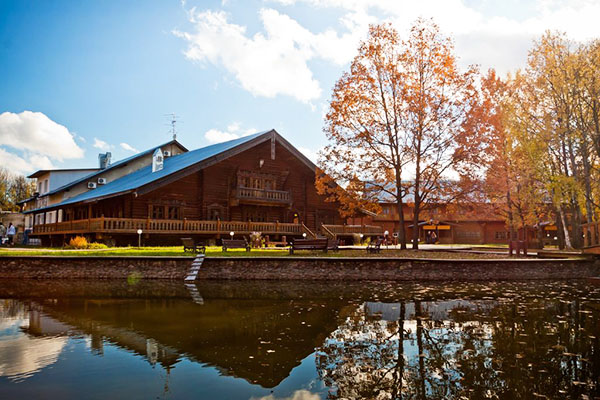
left=152, top=148, right=164, bottom=173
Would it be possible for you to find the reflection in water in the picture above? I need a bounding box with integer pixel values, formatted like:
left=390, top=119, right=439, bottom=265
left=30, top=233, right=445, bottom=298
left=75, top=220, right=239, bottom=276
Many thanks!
left=0, top=300, right=67, bottom=381
left=0, top=280, right=598, bottom=399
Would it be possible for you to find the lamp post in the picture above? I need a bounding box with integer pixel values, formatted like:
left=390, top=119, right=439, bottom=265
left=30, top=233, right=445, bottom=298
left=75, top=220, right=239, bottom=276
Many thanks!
left=137, top=229, right=143, bottom=248
left=230, top=231, right=235, bottom=240
left=384, top=230, right=389, bottom=249
left=359, top=233, right=364, bottom=246
left=302, top=232, right=307, bottom=239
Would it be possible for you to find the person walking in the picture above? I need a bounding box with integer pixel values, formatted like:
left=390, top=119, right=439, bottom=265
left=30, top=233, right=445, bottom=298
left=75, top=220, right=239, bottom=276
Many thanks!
left=7, top=223, right=16, bottom=245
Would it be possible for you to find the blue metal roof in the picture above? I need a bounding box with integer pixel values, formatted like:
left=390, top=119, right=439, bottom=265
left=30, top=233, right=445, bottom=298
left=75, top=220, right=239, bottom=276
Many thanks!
left=43, top=140, right=186, bottom=197
left=26, top=131, right=269, bottom=213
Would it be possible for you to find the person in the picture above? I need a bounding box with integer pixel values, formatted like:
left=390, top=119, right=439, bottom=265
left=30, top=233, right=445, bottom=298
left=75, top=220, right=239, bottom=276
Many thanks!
left=430, top=230, right=438, bottom=244
left=0, top=222, right=5, bottom=245
left=7, top=223, right=16, bottom=245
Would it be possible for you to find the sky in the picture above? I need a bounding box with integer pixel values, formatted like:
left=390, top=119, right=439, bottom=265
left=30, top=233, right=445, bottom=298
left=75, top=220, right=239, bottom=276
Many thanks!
left=1, top=0, right=600, bottom=175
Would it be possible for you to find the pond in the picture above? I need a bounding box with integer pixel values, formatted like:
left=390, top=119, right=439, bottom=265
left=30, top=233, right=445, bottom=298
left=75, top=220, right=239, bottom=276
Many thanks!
left=0, top=279, right=598, bottom=399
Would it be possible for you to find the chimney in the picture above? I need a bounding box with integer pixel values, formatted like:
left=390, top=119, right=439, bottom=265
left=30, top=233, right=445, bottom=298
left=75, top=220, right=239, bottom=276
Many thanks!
left=98, top=152, right=112, bottom=169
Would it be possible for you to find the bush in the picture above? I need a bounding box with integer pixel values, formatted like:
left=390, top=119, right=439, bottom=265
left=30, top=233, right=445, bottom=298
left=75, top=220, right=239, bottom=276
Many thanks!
left=66, top=236, right=108, bottom=249
left=68, top=236, right=89, bottom=249
left=88, top=242, right=108, bottom=249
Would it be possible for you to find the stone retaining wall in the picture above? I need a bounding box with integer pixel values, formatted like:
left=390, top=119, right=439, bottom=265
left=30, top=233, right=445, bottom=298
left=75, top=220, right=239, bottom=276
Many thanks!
left=0, top=256, right=598, bottom=281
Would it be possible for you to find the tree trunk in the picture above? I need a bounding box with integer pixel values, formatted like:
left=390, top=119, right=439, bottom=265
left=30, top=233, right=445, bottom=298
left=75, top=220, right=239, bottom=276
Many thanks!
left=559, top=207, right=573, bottom=250
left=396, top=196, right=407, bottom=250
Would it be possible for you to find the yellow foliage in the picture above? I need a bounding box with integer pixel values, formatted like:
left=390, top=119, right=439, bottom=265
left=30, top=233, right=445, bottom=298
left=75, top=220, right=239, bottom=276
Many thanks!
left=68, top=236, right=89, bottom=249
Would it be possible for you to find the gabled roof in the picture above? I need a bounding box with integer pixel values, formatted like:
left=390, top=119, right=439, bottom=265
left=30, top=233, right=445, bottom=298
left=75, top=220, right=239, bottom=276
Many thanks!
left=25, top=130, right=313, bottom=214
left=28, top=168, right=101, bottom=179
left=41, top=139, right=188, bottom=198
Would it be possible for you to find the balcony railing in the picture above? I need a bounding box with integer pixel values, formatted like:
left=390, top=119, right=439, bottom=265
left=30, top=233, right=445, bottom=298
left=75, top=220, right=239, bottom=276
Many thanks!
left=321, top=224, right=383, bottom=236
left=32, top=217, right=308, bottom=236
left=236, top=187, right=291, bottom=204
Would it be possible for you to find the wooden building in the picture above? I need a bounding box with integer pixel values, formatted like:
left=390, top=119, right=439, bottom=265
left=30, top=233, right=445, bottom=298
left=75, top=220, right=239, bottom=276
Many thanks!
left=348, top=201, right=557, bottom=247
left=23, top=130, right=347, bottom=245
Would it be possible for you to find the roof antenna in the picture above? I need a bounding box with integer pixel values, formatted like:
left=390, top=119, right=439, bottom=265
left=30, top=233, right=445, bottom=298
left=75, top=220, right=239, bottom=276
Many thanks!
left=165, top=113, right=179, bottom=140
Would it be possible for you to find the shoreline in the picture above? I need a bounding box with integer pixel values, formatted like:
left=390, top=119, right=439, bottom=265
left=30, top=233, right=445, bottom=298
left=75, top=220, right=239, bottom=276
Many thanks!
left=0, top=255, right=597, bottom=281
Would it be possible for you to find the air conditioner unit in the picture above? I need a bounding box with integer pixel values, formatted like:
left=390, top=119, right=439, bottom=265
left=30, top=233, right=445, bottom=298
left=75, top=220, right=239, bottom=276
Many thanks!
left=163, top=150, right=171, bottom=157
left=97, top=178, right=107, bottom=185
left=87, top=182, right=97, bottom=189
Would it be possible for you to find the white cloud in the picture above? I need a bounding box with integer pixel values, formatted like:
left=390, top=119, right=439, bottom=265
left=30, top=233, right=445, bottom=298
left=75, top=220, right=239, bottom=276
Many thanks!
left=297, top=146, right=319, bottom=163
left=120, top=142, right=139, bottom=153
left=251, top=389, right=321, bottom=400
left=174, top=8, right=365, bottom=103
left=204, top=123, right=258, bottom=144
left=0, top=148, right=54, bottom=175
left=93, top=138, right=112, bottom=151
left=0, top=111, right=84, bottom=162
left=268, top=0, right=600, bottom=75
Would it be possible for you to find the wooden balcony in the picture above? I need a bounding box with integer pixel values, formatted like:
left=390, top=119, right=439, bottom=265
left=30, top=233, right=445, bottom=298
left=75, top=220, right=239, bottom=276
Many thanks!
left=232, top=187, right=291, bottom=206
left=31, top=217, right=311, bottom=236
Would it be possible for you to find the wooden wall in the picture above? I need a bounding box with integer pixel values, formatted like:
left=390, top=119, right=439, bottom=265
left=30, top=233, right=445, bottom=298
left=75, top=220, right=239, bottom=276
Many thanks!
left=66, top=138, right=342, bottom=230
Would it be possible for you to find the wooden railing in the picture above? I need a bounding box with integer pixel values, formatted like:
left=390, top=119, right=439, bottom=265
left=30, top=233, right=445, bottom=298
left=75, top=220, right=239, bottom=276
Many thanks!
left=322, top=224, right=383, bottom=236
left=581, top=221, right=600, bottom=247
left=236, top=187, right=291, bottom=203
left=32, top=217, right=305, bottom=236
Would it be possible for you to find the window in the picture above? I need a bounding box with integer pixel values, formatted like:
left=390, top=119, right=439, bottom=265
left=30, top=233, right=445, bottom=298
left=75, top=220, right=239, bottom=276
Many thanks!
left=44, top=179, right=49, bottom=193
left=167, top=206, right=180, bottom=219
left=495, top=231, right=507, bottom=240
left=152, top=205, right=164, bottom=219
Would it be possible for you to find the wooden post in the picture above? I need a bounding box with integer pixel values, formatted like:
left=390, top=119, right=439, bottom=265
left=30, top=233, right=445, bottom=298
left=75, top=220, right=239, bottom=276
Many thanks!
left=276, top=220, right=279, bottom=232
left=216, top=218, right=221, bottom=233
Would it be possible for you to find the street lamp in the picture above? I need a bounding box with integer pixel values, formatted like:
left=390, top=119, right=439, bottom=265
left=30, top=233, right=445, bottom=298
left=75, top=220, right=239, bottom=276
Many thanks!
left=359, top=233, right=364, bottom=246
left=384, top=231, right=389, bottom=249
left=137, top=229, right=143, bottom=248
left=230, top=231, right=235, bottom=239
left=302, top=232, right=307, bottom=238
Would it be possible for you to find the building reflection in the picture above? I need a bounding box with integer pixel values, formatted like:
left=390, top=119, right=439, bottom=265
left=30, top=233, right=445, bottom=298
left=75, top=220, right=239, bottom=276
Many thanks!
left=0, top=280, right=599, bottom=399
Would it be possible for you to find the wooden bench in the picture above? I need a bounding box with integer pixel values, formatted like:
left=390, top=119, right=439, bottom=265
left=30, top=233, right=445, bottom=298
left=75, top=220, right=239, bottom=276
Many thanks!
left=366, top=238, right=383, bottom=253
left=181, top=237, right=206, bottom=253
left=327, top=238, right=339, bottom=251
left=222, top=238, right=250, bottom=252
left=265, top=235, right=288, bottom=247
left=289, top=238, right=328, bottom=254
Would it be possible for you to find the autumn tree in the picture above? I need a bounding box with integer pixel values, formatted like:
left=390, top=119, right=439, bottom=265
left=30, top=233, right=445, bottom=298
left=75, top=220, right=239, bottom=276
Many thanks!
left=319, top=19, right=487, bottom=249
left=0, top=168, right=36, bottom=211
left=317, top=23, right=411, bottom=248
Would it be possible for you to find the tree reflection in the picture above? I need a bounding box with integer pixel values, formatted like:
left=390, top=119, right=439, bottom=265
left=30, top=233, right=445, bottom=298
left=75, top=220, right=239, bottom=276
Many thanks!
left=316, top=282, right=600, bottom=399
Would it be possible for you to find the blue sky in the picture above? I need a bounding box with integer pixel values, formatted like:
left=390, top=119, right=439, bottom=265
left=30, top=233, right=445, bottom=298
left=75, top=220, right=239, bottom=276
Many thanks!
left=1, top=0, right=599, bottom=174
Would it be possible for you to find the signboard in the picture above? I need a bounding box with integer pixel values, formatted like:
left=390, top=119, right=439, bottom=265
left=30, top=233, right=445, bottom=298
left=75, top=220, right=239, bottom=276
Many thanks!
left=423, top=225, right=451, bottom=230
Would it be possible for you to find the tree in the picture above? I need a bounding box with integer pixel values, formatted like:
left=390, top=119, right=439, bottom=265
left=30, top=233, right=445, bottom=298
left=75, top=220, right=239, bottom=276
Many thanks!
left=399, top=20, right=485, bottom=249
left=0, top=168, right=36, bottom=212
left=318, top=20, right=487, bottom=249
left=317, top=23, right=411, bottom=248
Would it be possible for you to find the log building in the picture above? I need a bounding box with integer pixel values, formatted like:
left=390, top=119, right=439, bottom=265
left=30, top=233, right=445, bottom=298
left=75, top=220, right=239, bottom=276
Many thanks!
left=22, top=130, right=355, bottom=245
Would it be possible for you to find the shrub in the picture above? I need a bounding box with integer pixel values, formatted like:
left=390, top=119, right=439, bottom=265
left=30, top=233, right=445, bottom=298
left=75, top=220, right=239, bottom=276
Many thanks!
left=249, top=231, right=263, bottom=248
left=88, top=242, right=108, bottom=249
left=68, top=236, right=89, bottom=249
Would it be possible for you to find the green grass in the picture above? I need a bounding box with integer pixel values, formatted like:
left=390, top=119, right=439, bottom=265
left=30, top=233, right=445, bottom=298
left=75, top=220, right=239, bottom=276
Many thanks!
left=0, top=246, right=513, bottom=259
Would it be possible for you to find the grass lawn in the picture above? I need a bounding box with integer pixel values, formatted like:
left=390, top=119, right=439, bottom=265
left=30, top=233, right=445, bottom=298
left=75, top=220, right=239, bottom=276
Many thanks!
left=0, top=245, right=512, bottom=259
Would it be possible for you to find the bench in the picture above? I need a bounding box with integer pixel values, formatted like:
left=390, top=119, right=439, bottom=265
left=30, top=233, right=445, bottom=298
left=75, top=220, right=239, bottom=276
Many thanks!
left=181, top=237, right=206, bottom=253
left=327, top=238, right=339, bottom=251
left=289, top=238, right=328, bottom=254
left=366, top=238, right=383, bottom=253
left=265, top=235, right=288, bottom=247
left=222, top=238, right=250, bottom=252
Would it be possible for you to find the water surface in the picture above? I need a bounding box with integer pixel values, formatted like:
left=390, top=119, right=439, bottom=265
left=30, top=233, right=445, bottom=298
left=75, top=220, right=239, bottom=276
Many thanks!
left=0, top=279, right=599, bottom=399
